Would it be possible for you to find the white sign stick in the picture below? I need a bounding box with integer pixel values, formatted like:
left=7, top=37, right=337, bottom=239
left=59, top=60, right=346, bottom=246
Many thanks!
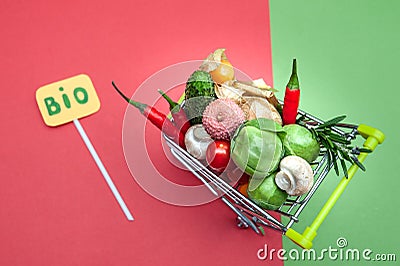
left=73, top=119, right=134, bottom=221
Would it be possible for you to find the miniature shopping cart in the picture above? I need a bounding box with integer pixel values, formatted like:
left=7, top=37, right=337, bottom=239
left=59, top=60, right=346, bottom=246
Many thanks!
left=163, top=107, right=384, bottom=249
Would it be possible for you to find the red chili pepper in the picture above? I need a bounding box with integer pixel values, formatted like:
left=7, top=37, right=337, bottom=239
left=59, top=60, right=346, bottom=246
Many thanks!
left=158, top=89, right=191, bottom=135
left=112, top=82, right=185, bottom=148
left=282, top=59, right=300, bottom=125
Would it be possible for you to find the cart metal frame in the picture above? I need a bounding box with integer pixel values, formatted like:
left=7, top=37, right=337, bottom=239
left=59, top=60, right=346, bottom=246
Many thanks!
left=163, top=107, right=384, bottom=249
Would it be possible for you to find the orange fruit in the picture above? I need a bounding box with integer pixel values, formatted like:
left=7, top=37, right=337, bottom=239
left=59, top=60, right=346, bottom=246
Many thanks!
left=238, top=182, right=249, bottom=197
left=210, top=59, right=235, bottom=84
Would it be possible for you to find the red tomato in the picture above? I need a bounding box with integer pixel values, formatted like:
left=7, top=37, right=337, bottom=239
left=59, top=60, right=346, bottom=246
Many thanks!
left=206, top=140, right=230, bottom=173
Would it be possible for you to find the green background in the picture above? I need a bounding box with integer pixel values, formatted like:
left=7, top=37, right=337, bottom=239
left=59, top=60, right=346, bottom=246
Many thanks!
left=269, top=0, right=399, bottom=264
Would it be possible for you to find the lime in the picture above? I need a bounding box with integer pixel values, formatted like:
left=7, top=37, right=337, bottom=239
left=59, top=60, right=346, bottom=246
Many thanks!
left=281, top=124, right=320, bottom=162
left=247, top=173, right=288, bottom=210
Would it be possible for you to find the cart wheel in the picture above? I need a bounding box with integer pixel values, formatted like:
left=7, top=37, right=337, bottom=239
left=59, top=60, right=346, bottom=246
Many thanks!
left=236, top=216, right=249, bottom=229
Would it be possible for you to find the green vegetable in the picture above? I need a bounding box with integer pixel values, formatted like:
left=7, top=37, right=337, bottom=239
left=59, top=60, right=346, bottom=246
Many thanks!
left=230, top=118, right=284, bottom=191
left=184, top=70, right=216, bottom=125
left=280, top=124, right=320, bottom=163
left=247, top=172, right=288, bottom=210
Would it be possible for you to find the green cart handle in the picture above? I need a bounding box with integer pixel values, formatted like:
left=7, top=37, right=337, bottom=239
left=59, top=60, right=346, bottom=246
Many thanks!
left=285, top=124, right=385, bottom=249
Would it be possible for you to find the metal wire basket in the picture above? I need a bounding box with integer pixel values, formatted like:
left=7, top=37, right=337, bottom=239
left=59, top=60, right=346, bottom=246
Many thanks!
left=163, top=106, right=384, bottom=249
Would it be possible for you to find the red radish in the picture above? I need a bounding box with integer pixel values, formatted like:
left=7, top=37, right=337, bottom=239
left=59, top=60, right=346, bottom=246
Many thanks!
left=282, top=59, right=300, bottom=125
left=206, top=140, right=230, bottom=173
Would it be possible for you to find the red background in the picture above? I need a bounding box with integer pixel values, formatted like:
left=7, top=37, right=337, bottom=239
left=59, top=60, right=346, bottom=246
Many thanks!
left=0, top=0, right=282, bottom=265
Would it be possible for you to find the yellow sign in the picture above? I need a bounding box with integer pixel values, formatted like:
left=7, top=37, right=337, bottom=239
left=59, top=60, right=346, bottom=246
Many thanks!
left=36, top=74, right=100, bottom=126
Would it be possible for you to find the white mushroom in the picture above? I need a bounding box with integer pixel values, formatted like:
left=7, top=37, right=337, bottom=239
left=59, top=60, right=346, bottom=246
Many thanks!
left=184, top=124, right=214, bottom=160
left=275, top=156, right=314, bottom=196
